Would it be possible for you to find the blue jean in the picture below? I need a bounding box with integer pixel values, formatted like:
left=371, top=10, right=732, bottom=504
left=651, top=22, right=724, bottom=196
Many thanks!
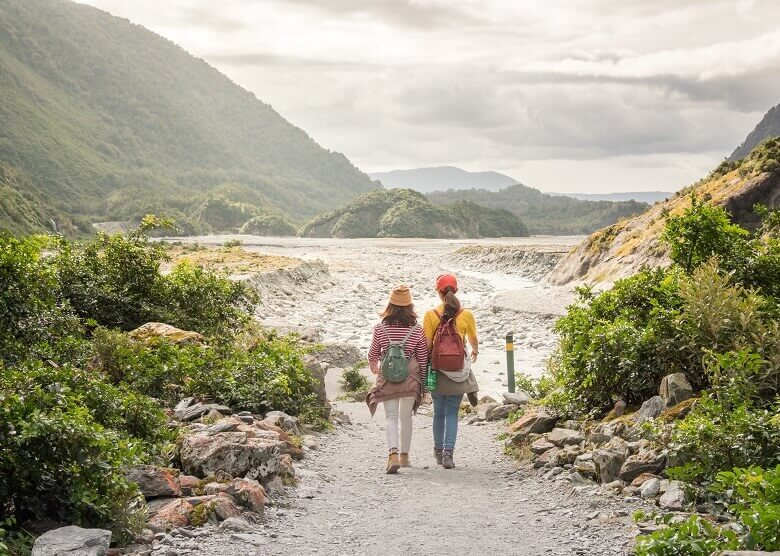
left=432, top=393, right=463, bottom=451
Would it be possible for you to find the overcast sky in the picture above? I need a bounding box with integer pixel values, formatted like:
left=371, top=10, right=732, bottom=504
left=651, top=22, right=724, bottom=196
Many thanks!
left=78, top=0, right=780, bottom=193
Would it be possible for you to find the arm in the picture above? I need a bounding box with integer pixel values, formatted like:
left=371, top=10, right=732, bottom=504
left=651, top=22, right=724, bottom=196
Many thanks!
left=367, top=326, right=382, bottom=375
left=466, top=311, right=479, bottom=362
left=422, top=311, right=435, bottom=354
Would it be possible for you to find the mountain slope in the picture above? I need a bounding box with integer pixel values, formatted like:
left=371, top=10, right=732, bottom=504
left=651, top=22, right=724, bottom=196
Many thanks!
left=299, top=189, right=528, bottom=238
left=427, top=184, right=648, bottom=235
left=370, top=166, right=518, bottom=193
left=552, top=191, right=672, bottom=204
left=548, top=139, right=780, bottom=285
left=729, top=103, right=780, bottom=161
left=0, top=0, right=377, bottom=234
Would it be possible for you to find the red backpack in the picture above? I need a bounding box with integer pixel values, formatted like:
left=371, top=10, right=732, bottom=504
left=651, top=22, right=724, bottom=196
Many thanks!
left=431, top=309, right=465, bottom=371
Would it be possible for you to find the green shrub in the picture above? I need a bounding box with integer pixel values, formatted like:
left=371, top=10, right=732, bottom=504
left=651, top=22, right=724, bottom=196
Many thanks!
left=0, top=235, right=80, bottom=366
left=92, top=328, right=317, bottom=416
left=636, top=465, right=780, bottom=554
left=340, top=365, right=369, bottom=393
left=0, top=376, right=146, bottom=540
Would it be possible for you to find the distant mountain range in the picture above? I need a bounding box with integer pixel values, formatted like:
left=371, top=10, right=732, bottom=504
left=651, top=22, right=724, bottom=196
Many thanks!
left=0, top=0, right=377, bottom=235
left=369, top=166, right=518, bottom=193
left=729, top=102, right=780, bottom=161
left=551, top=192, right=673, bottom=204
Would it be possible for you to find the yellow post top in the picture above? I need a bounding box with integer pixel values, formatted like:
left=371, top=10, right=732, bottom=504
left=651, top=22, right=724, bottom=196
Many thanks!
left=505, top=342, right=514, bottom=351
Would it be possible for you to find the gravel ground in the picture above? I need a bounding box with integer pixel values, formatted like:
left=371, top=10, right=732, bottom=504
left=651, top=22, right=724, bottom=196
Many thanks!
left=159, top=397, right=651, bottom=556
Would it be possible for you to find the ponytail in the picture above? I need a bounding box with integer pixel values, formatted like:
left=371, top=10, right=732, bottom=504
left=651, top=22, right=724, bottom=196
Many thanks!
left=442, top=287, right=461, bottom=319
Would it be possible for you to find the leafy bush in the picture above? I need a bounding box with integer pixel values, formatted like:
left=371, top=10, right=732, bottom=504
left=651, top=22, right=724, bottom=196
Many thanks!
left=92, top=328, right=317, bottom=416
left=0, top=235, right=80, bottom=366
left=341, top=365, right=370, bottom=393
left=0, top=367, right=148, bottom=540
left=636, top=465, right=780, bottom=554
left=551, top=268, right=683, bottom=413
left=55, top=229, right=255, bottom=337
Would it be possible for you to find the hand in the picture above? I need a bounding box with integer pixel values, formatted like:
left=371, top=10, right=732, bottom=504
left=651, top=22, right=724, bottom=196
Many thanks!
left=422, top=393, right=432, bottom=405
left=471, top=350, right=478, bottom=363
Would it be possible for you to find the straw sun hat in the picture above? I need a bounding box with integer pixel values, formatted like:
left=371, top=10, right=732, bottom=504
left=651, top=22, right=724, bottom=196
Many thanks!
left=388, top=285, right=413, bottom=307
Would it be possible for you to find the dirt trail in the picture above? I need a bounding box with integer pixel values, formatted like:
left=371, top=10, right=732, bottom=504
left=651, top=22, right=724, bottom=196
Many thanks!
left=166, top=396, right=647, bottom=555
left=157, top=236, right=649, bottom=555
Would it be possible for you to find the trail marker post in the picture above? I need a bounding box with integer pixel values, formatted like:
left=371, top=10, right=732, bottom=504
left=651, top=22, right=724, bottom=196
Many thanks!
left=506, top=332, right=515, bottom=393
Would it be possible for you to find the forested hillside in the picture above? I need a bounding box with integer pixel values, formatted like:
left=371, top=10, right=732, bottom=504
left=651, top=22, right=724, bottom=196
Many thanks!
left=427, top=184, right=648, bottom=235
left=0, top=0, right=377, bottom=234
left=300, top=189, right=528, bottom=238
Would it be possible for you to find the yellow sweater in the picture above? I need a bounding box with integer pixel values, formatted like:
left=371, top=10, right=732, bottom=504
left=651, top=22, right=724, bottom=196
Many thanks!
left=423, top=305, right=478, bottom=345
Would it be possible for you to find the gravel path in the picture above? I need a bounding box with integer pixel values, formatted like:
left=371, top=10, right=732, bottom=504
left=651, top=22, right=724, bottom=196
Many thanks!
left=162, top=397, right=647, bottom=556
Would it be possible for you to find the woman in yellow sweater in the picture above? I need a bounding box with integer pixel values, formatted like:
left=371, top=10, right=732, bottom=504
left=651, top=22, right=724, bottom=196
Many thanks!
left=423, top=273, right=480, bottom=469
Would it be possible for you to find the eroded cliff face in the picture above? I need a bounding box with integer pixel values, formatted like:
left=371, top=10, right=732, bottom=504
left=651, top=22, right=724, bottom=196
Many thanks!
left=546, top=166, right=780, bottom=286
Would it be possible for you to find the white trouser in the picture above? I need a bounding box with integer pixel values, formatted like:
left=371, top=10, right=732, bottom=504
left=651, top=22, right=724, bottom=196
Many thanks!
left=383, top=397, right=415, bottom=454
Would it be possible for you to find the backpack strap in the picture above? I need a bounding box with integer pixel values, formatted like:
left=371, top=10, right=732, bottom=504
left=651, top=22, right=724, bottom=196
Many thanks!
left=434, top=308, right=464, bottom=323
left=398, top=324, right=419, bottom=349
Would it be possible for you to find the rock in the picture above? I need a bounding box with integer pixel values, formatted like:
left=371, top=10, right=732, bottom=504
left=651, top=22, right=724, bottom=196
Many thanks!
left=179, top=428, right=285, bottom=482
left=501, top=391, right=532, bottom=406
left=475, top=402, right=500, bottom=420
left=593, top=447, right=626, bottom=484
left=218, top=517, right=253, bottom=533
left=203, top=482, right=230, bottom=495
left=148, top=499, right=193, bottom=532
left=227, top=478, right=266, bottom=514
left=659, top=373, right=693, bottom=407
left=263, top=411, right=300, bottom=435
left=603, top=399, right=627, bottom=421
left=331, top=411, right=351, bottom=426
left=125, top=466, right=181, bottom=499
left=659, top=398, right=698, bottom=422
left=619, top=450, right=667, bottom=482
left=128, top=322, right=204, bottom=346
left=176, top=403, right=233, bottom=422
left=602, top=480, right=624, bottom=493
left=210, top=494, right=242, bottom=521
left=508, top=410, right=557, bottom=441
left=479, top=395, right=498, bottom=404
left=554, top=445, right=583, bottom=466
left=574, top=460, right=597, bottom=480
left=485, top=404, right=518, bottom=421
left=546, top=428, right=584, bottom=447
left=631, top=473, right=662, bottom=487
left=530, top=438, right=556, bottom=455
left=32, top=526, right=112, bottom=556
left=178, top=475, right=200, bottom=496
left=659, top=480, right=687, bottom=511
left=174, top=397, right=195, bottom=415
left=636, top=396, right=666, bottom=424
left=276, top=454, right=296, bottom=482
left=588, top=432, right=613, bottom=446
left=640, top=478, right=661, bottom=498
left=535, top=447, right=560, bottom=468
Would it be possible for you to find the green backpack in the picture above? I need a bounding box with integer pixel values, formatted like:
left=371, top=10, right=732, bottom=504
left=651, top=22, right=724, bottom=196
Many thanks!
left=380, top=325, right=418, bottom=383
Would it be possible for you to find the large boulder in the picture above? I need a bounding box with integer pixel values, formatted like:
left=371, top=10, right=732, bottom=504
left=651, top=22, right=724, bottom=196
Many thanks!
left=263, top=411, right=300, bottom=435
left=32, top=526, right=111, bottom=556
left=619, top=450, right=667, bottom=482
left=546, top=428, right=584, bottom=447
left=147, top=499, right=194, bottom=532
left=659, top=373, right=693, bottom=407
left=486, top=404, right=519, bottom=421
left=128, top=322, right=204, bottom=346
left=636, top=396, right=666, bottom=424
left=659, top=480, right=688, bottom=511
left=502, top=392, right=533, bottom=406
left=227, top=478, right=266, bottom=514
left=180, top=417, right=301, bottom=482
left=508, top=410, right=557, bottom=440
left=592, top=447, right=626, bottom=484
left=125, top=465, right=181, bottom=499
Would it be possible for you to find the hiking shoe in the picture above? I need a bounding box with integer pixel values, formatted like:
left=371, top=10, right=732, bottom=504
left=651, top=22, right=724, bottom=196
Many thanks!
left=442, top=450, right=455, bottom=469
left=386, top=452, right=400, bottom=474
left=434, top=447, right=443, bottom=465
left=467, top=392, right=479, bottom=407
left=399, top=453, right=411, bottom=467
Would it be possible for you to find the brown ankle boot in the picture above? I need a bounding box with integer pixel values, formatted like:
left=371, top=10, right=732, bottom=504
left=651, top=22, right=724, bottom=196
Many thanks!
left=386, top=452, right=400, bottom=474
left=434, top=447, right=443, bottom=465
left=399, top=453, right=410, bottom=467
left=442, top=449, right=455, bottom=469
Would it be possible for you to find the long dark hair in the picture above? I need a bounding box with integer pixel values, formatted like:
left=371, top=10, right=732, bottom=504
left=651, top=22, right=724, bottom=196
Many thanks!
left=441, top=286, right=461, bottom=319
left=381, top=303, right=418, bottom=327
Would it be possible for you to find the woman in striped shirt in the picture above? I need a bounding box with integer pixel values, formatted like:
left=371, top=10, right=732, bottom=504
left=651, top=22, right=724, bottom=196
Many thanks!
left=365, top=285, right=429, bottom=474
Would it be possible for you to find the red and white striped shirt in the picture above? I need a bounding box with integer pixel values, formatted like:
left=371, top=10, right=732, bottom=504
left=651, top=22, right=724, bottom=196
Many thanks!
left=368, top=322, right=429, bottom=370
